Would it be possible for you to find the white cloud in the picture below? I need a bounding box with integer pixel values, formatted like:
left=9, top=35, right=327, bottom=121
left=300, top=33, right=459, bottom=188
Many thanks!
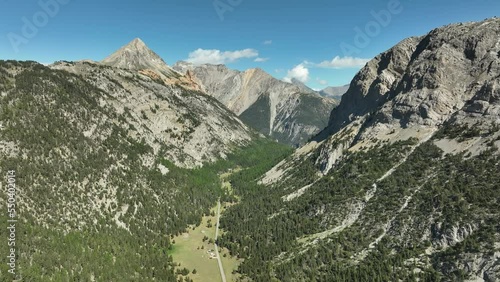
left=186, top=48, right=259, bottom=65
left=314, top=56, right=370, bottom=69
left=316, top=78, right=328, bottom=86
left=263, top=40, right=273, bottom=45
left=284, top=64, right=309, bottom=83
left=254, top=57, right=269, bottom=62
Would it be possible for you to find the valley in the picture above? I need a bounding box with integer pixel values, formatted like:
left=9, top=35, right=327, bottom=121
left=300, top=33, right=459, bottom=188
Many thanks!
left=0, top=58, right=293, bottom=281
left=169, top=203, right=240, bottom=282
left=169, top=172, right=242, bottom=282
left=0, top=14, right=499, bottom=282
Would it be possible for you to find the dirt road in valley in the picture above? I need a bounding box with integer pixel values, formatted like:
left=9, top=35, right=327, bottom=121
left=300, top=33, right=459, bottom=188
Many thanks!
left=214, top=199, right=226, bottom=282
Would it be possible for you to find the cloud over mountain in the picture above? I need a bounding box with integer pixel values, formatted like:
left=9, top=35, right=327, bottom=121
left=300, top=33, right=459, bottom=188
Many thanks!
left=308, top=56, right=370, bottom=69
left=284, top=64, right=309, bottom=83
left=186, top=48, right=259, bottom=65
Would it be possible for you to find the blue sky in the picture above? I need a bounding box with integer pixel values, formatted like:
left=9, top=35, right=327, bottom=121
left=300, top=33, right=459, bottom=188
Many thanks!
left=0, top=0, right=499, bottom=89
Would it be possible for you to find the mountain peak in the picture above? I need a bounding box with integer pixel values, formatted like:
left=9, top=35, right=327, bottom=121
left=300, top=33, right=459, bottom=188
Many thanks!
left=126, top=38, right=148, bottom=50
left=102, top=38, right=180, bottom=78
left=130, top=37, right=145, bottom=44
left=319, top=85, right=349, bottom=100
left=289, top=78, right=316, bottom=93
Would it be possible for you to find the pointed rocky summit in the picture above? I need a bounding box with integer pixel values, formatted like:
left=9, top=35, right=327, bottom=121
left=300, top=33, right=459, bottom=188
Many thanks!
left=102, top=38, right=178, bottom=77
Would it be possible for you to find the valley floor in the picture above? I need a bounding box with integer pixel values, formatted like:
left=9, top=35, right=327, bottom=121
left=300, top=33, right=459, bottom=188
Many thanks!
left=169, top=174, right=242, bottom=282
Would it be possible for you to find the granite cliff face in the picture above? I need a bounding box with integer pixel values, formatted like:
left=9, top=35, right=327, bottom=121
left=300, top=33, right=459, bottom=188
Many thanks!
left=173, top=62, right=337, bottom=146
left=225, top=18, right=500, bottom=281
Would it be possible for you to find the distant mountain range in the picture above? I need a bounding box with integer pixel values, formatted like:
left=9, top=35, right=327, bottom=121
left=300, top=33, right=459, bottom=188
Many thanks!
left=173, top=61, right=337, bottom=146
left=319, top=84, right=350, bottom=100
left=92, top=38, right=339, bottom=147
left=100, top=38, right=338, bottom=147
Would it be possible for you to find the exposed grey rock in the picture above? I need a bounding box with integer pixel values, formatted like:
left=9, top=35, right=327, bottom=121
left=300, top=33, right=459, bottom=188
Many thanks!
left=319, top=84, right=349, bottom=100
left=315, top=36, right=422, bottom=140
left=53, top=57, right=255, bottom=168
left=290, top=78, right=317, bottom=94
left=102, top=38, right=179, bottom=78
left=173, top=62, right=337, bottom=146
left=312, top=18, right=500, bottom=170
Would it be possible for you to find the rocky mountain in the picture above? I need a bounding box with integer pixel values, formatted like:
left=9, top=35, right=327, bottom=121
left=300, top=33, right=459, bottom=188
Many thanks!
left=50, top=61, right=254, bottom=168
left=48, top=38, right=261, bottom=168
left=102, top=38, right=177, bottom=77
left=173, top=61, right=338, bottom=146
left=290, top=78, right=317, bottom=93
left=0, top=40, right=291, bottom=280
left=217, top=18, right=500, bottom=281
left=101, top=38, right=201, bottom=91
left=319, top=84, right=349, bottom=100
left=2, top=18, right=499, bottom=281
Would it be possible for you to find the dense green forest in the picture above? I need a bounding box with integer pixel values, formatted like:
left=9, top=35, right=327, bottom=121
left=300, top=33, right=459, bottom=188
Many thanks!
left=0, top=138, right=291, bottom=281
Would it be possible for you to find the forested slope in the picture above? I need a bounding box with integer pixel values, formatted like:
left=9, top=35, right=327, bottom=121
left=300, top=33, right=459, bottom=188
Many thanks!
left=0, top=60, right=292, bottom=281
